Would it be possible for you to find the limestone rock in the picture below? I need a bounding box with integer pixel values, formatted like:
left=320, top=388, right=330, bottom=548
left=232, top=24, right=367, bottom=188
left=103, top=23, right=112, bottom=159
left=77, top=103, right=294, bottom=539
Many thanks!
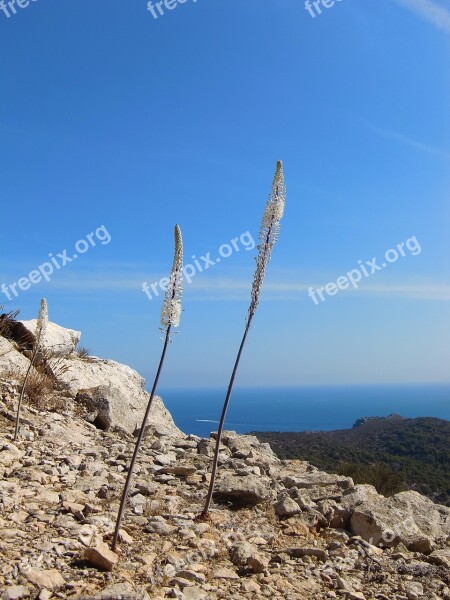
left=274, top=494, right=302, bottom=517
left=23, top=568, right=65, bottom=591
left=98, top=582, right=149, bottom=599
left=83, top=541, right=119, bottom=571
left=330, top=484, right=381, bottom=527
left=426, top=548, right=450, bottom=568
left=211, top=430, right=279, bottom=473
left=246, top=553, right=269, bottom=573
left=212, top=567, right=239, bottom=580
left=213, top=474, right=273, bottom=506
left=1, top=586, right=30, bottom=600
left=230, top=541, right=256, bottom=567
left=0, top=337, right=30, bottom=376
left=60, top=357, right=181, bottom=437
left=350, top=490, right=450, bottom=551
left=405, top=581, right=424, bottom=599
left=282, top=472, right=353, bottom=491
left=20, top=319, right=80, bottom=357
left=183, top=588, right=207, bottom=600
left=1, top=328, right=450, bottom=600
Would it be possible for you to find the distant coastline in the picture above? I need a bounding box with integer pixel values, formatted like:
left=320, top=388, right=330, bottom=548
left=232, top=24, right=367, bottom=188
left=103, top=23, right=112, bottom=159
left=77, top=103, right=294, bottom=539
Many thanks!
left=252, top=414, right=450, bottom=505
left=159, top=383, right=450, bottom=438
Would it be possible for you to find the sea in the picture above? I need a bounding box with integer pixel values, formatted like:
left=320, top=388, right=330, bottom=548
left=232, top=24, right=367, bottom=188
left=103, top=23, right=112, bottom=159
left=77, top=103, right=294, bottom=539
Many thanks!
left=158, top=384, right=450, bottom=438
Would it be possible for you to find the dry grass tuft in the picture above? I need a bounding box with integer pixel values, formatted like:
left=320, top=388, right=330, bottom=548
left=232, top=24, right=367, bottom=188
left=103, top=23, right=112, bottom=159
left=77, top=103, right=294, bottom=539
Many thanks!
left=76, top=344, right=92, bottom=359
left=0, top=308, right=20, bottom=338
left=24, top=369, right=54, bottom=406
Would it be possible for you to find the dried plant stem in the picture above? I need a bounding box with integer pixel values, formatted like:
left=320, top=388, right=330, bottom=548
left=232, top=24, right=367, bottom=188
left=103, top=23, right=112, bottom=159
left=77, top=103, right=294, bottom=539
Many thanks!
left=200, top=161, right=285, bottom=518
left=112, top=224, right=183, bottom=551
left=200, top=318, right=252, bottom=518
left=14, top=299, right=47, bottom=442
left=112, top=325, right=171, bottom=551
left=14, top=344, right=39, bottom=441
left=200, top=225, right=274, bottom=518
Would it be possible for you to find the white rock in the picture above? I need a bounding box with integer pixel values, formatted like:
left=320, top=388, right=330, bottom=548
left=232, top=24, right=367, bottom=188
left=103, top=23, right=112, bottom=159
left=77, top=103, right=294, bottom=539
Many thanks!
left=274, top=494, right=302, bottom=517
left=20, top=320, right=80, bottom=356
left=405, top=581, right=424, bottom=599
left=214, top=474, right=274, bottom=506
left=2, top=586, right=30, bottom=600
left=57, top=354, right=181, bottom=437
left=350, top=490, right=450, bottom=551
left=183, top=588, right=207, bottom=600
left=0, top=337, right=30, bottom=377
left=24, top=568, right=65, bottom=591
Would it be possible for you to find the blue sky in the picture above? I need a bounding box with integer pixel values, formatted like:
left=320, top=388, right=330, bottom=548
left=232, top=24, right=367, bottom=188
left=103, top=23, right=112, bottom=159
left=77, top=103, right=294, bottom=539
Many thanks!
left=0, top=0, right=449, bottom=388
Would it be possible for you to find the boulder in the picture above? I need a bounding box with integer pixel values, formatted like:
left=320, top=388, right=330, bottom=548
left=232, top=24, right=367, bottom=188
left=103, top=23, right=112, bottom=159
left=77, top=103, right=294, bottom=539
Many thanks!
left=83, top=541, right=119, bottom=571
left=350, top=490, right=450, bottom=552
left=58, top=355, right=181, bottom=437
left=211, top=431, right=279, bottom=473
left=230, top=541, right=256, bottom=566
left=76, top=385, right=119, bottom=431
left=229, top=542, right=270, bottom=574
left=0, top=337, right=30, bottom=377
left=2, top=586, right=30, bottom=600
left=340, top=484, right=380, bottom=511
left=20, top=320, right=80, bottom=356
left=330, top=484, right=381, bottom=527
left=23, top=568, right=65, bottom=591
left=274, top=494, right=302, bottom=517
left=426, top=548, right=450, bottom=568
left=213, top=474, right=273, bottom=506
left=283, top=472, right=353, bottom=492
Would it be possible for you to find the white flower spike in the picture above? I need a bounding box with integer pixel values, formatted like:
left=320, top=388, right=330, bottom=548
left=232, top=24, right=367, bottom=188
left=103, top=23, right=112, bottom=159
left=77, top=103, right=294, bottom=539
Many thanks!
left=249, top=160, right=286, bottom=320
left=36, top=298, right=48, bottom=343
left=161, top=225, right=183, bottom=329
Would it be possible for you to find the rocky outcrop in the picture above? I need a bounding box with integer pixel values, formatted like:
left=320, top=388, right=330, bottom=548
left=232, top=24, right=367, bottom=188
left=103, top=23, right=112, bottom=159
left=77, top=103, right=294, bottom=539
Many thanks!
left=213, top=474, right=275, bottom=506
left=61, top=356, right=180, bottom=437
left=20, top=319, right=81, bottom=357
left=350, top=490, right=450, bottom=553
left=75, top=383, right=179, bottom=438
left=0, top=337, right=30, bottom=377
left=1, top=318, right=181, bottom=438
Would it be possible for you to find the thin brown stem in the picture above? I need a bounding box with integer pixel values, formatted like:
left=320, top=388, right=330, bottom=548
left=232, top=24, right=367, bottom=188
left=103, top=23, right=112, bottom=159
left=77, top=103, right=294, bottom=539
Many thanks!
left=200, top=222, right=273, bottom=518
left=14, top=331, right=42, bottom=442
left=200, top=317, right=253, bottom=518
left=112, top=325, right=171, bottom=551
left=200, top=165, right=284, bottom=518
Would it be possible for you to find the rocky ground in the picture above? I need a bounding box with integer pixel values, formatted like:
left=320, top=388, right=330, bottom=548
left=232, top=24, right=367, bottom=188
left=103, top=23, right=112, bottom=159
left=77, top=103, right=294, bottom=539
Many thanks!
left=0, top=319, right=449, bottom=600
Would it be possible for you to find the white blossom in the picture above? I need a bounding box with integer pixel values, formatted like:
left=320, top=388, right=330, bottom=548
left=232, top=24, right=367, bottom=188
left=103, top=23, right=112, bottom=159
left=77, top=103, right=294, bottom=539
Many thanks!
left=161, top=225, right=183, bottom=329
left=248, top=161, right=286, bottom=319
left=36, top=298, right=48, bottom=344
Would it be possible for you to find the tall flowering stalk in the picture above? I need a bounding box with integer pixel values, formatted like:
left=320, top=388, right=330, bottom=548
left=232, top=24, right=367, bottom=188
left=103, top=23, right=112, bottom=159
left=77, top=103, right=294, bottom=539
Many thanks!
left=14, top=298, right=48, bottom=441
left=200, top=161, right=286, bottom=518
left=112, top=225, right=183, bottom=550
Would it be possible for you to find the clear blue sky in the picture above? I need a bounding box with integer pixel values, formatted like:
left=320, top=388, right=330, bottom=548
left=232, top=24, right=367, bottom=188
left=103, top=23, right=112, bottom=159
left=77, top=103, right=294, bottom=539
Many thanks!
left=0, top=0, right=449, bottom=388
